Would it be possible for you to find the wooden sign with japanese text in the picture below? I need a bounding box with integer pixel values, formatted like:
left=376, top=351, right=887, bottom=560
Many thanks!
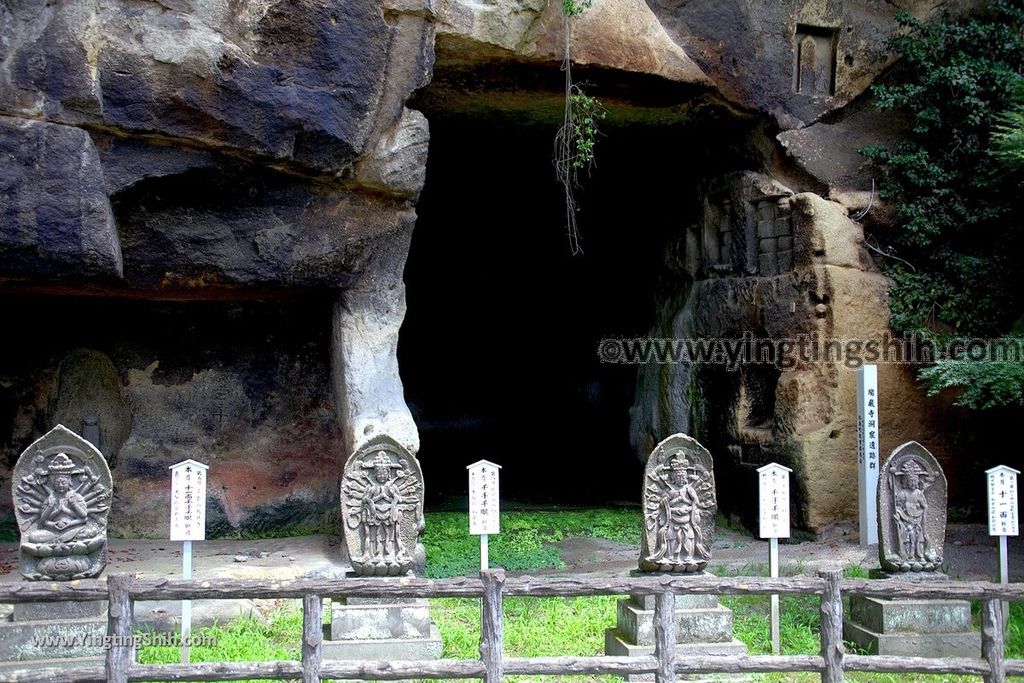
left=758, top=463, right=792, bottom=539
left=169, top=459, right=209, bottom=541
left=467, top=460, right=501, bottom=535
left=987, top=465, right=1020, bottom=537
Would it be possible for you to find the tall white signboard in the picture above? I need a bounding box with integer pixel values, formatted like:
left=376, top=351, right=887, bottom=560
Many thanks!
left=467, top=460, right=501, bottom=570
left=758, top=462, right=792, bottom=656
left=856, top=365, right=880, bottom=545
left=169, top=459, right=209, bottom=663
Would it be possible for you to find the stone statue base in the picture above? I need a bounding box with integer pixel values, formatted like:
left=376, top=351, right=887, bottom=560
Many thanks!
left=0, top=598, right=107, bottom=673
left=843, top=570, right=980, bottom=657
left=324, top=594, right=442, bottom=670
left=604, top=573, right=747, bottom=682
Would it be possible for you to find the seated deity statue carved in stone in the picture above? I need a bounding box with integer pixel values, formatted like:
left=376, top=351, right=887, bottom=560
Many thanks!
left=14, top=425, right=112, bottom=581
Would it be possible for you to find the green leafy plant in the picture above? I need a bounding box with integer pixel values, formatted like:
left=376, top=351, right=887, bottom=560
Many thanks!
left=861, top=1, right=1024, bottom=338
left=918, top=336, right=1024, bottom=408
left=860, top=1, right=1024, bottom=409
left=554, top=0, right=605, bottom=254
left=561, top=0, right=592, bottom=16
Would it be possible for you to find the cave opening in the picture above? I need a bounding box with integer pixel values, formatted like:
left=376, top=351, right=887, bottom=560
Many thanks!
left=401, top=65, right=767, bottom=507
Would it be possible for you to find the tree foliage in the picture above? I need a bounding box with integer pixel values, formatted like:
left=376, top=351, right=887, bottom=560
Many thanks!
left=862, top=2, right=1024, bottom=408
left=863, top=1, right=1024, bottom=337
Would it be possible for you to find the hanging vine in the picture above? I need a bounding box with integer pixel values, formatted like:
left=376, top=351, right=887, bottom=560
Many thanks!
left=553, top=0, right=606, bottom=255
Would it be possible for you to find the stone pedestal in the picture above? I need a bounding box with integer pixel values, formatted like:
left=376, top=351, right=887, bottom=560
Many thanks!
left=604, top=578, right=747, bottom=681
left=323, top=597, right=442, bottom=661
left=0, top=599, right=108, bottom=673
left=843, top=572, right=980, bottom=657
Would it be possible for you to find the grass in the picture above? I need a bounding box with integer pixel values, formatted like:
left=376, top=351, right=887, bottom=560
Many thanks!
left=137, top=607, right=302, bottom=683
left=422, top=509, right=641, bottom=578
left=432, top=596, right=620, bottom=682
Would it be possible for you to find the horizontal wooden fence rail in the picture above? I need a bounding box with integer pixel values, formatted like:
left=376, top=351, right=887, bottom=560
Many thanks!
left=0, top=570, right=1021, bottom=683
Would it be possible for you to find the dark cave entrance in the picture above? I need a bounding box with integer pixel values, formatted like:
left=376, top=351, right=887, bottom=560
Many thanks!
left=400, top=66, right=765, bottom=507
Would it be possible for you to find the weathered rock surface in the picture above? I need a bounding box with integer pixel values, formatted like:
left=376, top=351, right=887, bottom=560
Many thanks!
left=0, top=297, right=344, bottom=539
left=0, top=117, right=121, bottom=280
left=630, top=172, right=957, bottom=532
left=0, top=0, right=434, bottom=176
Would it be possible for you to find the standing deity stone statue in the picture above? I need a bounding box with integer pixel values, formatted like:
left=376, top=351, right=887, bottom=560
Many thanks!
left=13, top=425, right=112, bottom=580
left=878, top=441, right=947, bottom=573
left=640, top=433, right=717, bottom=573
left=341, top=435, right=424, bottom=576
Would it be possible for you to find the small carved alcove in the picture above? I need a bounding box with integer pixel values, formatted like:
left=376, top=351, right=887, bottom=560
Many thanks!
left=794, top=25, right=838, bottom=96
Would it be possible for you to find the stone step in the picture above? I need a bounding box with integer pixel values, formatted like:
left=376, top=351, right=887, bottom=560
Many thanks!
left=630, top=593, right=719, bottom=611
left=0, top=616, right=107, bottom=661
left=321, top=623, right=443, bottom=660
left=605, top=628, right=749, bottom=681
left=843, top=621, right=980, bottom=657
left=330, top=599, right=432, bottom=640
left=848, top=595, right=973, bottom=634
left=616, top=599, right=735, bottom=646
left=0, top=655, right=104, bottom=674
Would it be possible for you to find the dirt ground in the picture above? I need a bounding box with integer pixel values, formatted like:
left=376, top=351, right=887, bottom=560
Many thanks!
left=548, top=523, right=1023, bottom=581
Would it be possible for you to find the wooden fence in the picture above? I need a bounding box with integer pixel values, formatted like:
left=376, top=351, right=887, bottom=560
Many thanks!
left=1, top=569, right=1022, bottom=683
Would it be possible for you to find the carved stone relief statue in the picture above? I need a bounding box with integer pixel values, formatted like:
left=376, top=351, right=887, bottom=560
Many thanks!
left=13, top=425, right=112, bottom=580
left=640, top=433, right=717, bottom=573
left=878, top=441, right=947, bottom=573
left=341, top=435, right=424, bottom=576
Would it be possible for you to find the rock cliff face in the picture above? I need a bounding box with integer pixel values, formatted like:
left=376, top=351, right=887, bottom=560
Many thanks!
left=0, top=0, right=983, bottom=536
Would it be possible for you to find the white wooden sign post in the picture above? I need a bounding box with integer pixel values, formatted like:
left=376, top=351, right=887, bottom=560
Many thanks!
left=856, top=365, right=880, bottom=545
left=467, top=460, right=501, bottom=571
left=758, top=462, right=791, bottom=656
left=169, top=459, right=209, bottom=664
left=986, top=465, right=1019, bottom=624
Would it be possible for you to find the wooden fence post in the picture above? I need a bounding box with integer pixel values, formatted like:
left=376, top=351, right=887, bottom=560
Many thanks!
left=481, top=568, right=506, bottom=683
left=105, top=573, right=135, bottom=683
left=982, top=597, right=1006, bottom=683
left=819, top=569, right=844, bottom=683
left=654, top=590, right=676, bottom=683
left=302, top=594, right=323, bottom=683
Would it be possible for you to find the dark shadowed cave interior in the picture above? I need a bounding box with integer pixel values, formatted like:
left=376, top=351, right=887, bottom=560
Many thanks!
left=401, top=69, right=765, bottom=506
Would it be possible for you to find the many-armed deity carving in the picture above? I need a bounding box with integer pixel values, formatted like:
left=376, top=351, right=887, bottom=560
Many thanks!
left=878, top=441, right=947, bottom=573
left=639, top=434, right=717, bottom=573
left=13, top=425, right=112, bottom=580
left=341, top=435, right=424, bottom=577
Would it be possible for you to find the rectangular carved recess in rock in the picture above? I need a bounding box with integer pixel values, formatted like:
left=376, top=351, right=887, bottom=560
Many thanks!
left=794, top=24, right=838, bottom=96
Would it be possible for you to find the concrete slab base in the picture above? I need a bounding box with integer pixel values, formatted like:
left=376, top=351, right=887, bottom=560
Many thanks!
left=606, top=629, right=750, bottom=682
left=0, top=614, right=107, bottom=662
left=0, top=655, right=104, bottom=674
left=844, top=594, right=981, bottom=657
left=322, top=623, right=443, bottom=660
left=603, top=580, right=748, bottom=682
left=324, top=596, right=442, bottom=682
